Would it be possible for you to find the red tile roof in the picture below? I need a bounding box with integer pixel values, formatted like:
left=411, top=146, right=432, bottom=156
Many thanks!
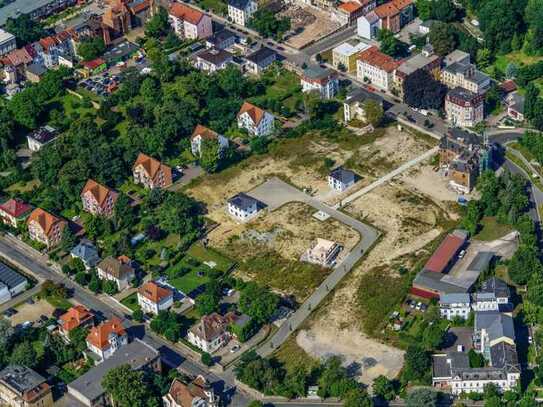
left=27, top=208, right=66, bottom=237
left=169, top=2, right=205, bottom=25
left=338, top=1, right=363, bottom=13
left=191, top=124, right=219, bottom=141
left=0, top=199, right=32, bottom=218
left=39, top=36, right=59, bottom=51
left=133, top=153, right=173, bottom=187
left=238, top=102, right=266, bottom=126
left=81, top=58, right=106, bottom=70
left=81, top=179, right=118, bottom=208
left=167, top=377, right=211, bottom=407
left=59, top=305, right=94, bottom=332
left=374, top=2, right=399, bottom=18
left=501, top=79, right=517, bottom=93
left=86, top=317, right=126, bottom=350
left=357, top=46, right=399, bottom=72
left=138, top=281, right=173, bottom=304
left=392, top=0, right=413, bottom=10
left=424, top=234, right=466, bottom=274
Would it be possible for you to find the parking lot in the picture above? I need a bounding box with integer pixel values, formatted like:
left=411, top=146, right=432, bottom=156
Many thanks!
left=8, top=298, right=56, bottom=326
left=79, top=73, right=121, bottom=98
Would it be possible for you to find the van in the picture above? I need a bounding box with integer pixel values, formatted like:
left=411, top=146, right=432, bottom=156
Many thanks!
left=458, top=249, right=466, bottom=259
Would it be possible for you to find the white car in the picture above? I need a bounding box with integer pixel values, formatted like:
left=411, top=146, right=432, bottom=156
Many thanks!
left=230, top=345, right=240, bottom=353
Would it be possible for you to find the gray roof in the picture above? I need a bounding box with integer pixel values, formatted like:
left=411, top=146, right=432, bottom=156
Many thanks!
left=206, top=29, right=237, bottom=46
left=25, top=63, right=47, bottom=76
left=413, top=270, right=470, bottom=295
left=68, top=339, right=159, bottom=403
left=228, top=0, right=252, bottom=10
left=28, top=126, right=58, bottom=144
left=71, top=241, right=100, bottom=266
left=245, top=47, right=276, bottom=65
left=303, top=65, right=335, bottom=80
left=397, top=52, right=439, bottom=76
left=480, top=277, right=510, bottom=299
left=0, top=0, right=63, bottom=26
left=432, top=352, right=469, bottom=378
left=228, top=192, right=259, bottom=210
left=439, top=293, right=470, bottom=305
left=0, top=365, right=46, bottom=394
left=467, top=252, right=494, bottom=273
left=345, top=87, right=382, bottom=105
left=196, top=48, right=233, bottom=66
left=475, top=311, right=515, bottom=342
left=233, top=313, right=251, bottom=327
left=447, top=86, right=480, bottom=102
left=329, top=167, right=356, bottom=184
left=490, top=342, right=520, bottom=372
left=0, top=262, right=27, bottom=290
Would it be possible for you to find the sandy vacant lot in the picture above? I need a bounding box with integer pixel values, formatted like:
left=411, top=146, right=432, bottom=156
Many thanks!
left=11, top=299, right=57, bottom=326
left=280, top=5, right=340, bottom=49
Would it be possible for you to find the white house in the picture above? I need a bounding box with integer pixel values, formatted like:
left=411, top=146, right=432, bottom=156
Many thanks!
left=137, top=281, right=174, bottom=315
left=86, top=317, right=128, bottom=362
left=244, top=47, right=277, bottom=75
left=343, top=87, right=383, bottom=123
left=227, top=192, right=262, bottom=222
left=194, top=48, right=234, bottom=73
left=439, top=293, right=471, bottom=320
left=163, top=376, right=220, bottom=407
left=0, top=262, right=28, bottom=305
left=237, top=101, right=274, bottom=137
left=187, top=312, right=238, bottom=353
left=304, top=238, right=341, bottom=267
left=328, top=167, right=356, bottom=192
left=169, top=2, right=213, bottom=40
left=356, top=46, right=398, bottom=91
left=227, top=0, right=257, bottom=26
left=27, top=125, right=58, bottom=152
left=300, top=65, right=339, bottom=99
left=191, top=125, right=229, bottom=158
left=96, top=257, right=135, bottom=291
left=357, top=11, right=380, bottom=40
left=472, top=277, right=510, bottom=312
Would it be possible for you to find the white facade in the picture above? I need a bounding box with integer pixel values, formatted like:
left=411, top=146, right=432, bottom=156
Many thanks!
left=227, top=200, right=258, bottom=222
left=87, top=334, right=128, bottom=362
left=0, top=29, right=16, bottom=56
left=228, top=0, right=257, bottom=26
left=96, top=267, right=134, bottom=291
left=357, top=59, right=393, bottom=91
left=237, top=110, right=274, bottom=137
left=301, top=76, right=339, bottom=99
left=191, top=134, right=229, bottom=157
left=137, top=292, right=174, bottom=315
left=357, top=15, right=380, bottom=40
left=449, top=372, right=520, bottom=395
left=439, top=299, right=471, bottom=320
left=194, top=54, right=233, bottom=73
left=187, top=330, right=227, bottom=353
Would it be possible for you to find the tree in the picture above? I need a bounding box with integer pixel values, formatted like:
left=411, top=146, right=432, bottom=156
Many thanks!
left=249, top=9, right=291, bottom=40
left=69, top=326, right=90, bottom=352
left=373, top=375, right=396, bottom=401
left=402, top=345, right=430, bottom=382
left=509, top=245, right=542, bottom=285
left=422, top=322, right=446, bottom=350
left=430, top=0, right=458, bottom=22
left=363, top=100, right=384, bottom=127
left=156, top=192, right=202, bottom=236
left=196, top=293, right=220, bottom=315
left=102, top=365, right=158, bottom=407
left=524, top=83, right=540, bottom=121
left=429, top=22, right=457, bottom=56
left=77, top=37, right=106, bottom=61
left=75, top=271, right=88, bottom=286
left=406, top=388, right=438, bottom=407
left=4, top=14, right=46, bottom=47
left=403, top=69, right=447, bottom=109
left=145, top=6, right=170, bottom=39
left=133, top=307, right=144, bottom=322
left=478, top=0, right=525, bottom=53
left=10, top=341, right=38, bottom=368
left=378, top=29, right=407, bottom=57
left=476, top=48, right=492, bottom=69
left=505, top=62, right=519, bottom=79
left=113, top=193, right=136, bottom=231
left=201, top=352, right=213, bottom=366
left=343, top=388, right=373, bottom=407
left=248, top=402, right=264, bottom=407
left=88, top=272, right=101, bottom=293
left=468, top=348, right=485, bottom=368
left=200, top=139, right=221, bottom=173
left=239, top=283, right=279, bottom=323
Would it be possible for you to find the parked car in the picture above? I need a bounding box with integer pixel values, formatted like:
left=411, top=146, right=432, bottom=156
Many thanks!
left=230, top=344, right=241, bottom=353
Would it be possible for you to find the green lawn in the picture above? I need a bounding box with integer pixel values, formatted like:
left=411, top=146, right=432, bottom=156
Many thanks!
left=187, top=244, right=235, bottom=273
left=169, top=268, right=210, bottom=294
left=120, top=293, right=140, bottom=311
left=135, top=233, right=182, bottom=267
left=5, top=179, right=40, bottom=194
left=195, top=0, right=227, bottom=14
left=46, top=295, right=72, bottom=311
left=491, top=51, right=543, bottom=77
left=474, top=217, right=513, bottom=241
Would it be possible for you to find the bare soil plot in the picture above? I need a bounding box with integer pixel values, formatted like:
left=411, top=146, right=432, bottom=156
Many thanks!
left=11, top=299, right=56, bottom=326
left=280, top=5, right=340, bottom=49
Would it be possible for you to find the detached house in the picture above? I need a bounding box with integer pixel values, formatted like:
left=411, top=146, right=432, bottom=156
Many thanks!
left=163, top=376, right=220, bottom=407
left=194, top=48, right=234, bottom=73
left=70, top=241, right=100, bottom=270
left=227, top=192, right=263, bottom=222
left=27, top=125, right=58, bottom=152
left=169, top=2, right=213, bottom=40
left=0, top=198, right=32, bottom=228
left=343, top=87, right=383, bottom=123
left=133, top=153, right=173, bottom=189
left=244, top=47, right=277, bottom=75
left=191, top=125, right=229, bottom=158
left=300, top=65, right=339, bottom=99
left=304, top=238, right=341, bottom=267
left=81, top=179, right=118, bottom=218
left=86, top=317, right=128, bottom=361
left=237, top=102, right=274, bottom=137
left=137, top=281, right=174, bottom=315
left=188, top=312, right=239, bottom=353
left=27, top=208, right=67, bottom=248
left=58, top=305, right=95, bottom=340
left=96, top=256, right=135, bottom=291
left=227, top=0, right=257, bottom=27
left=328, top=167, right=357, bottom=192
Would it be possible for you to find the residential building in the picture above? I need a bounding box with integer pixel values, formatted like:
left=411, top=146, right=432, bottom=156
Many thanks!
left=86, top=317, right=128, bottom=361
left=328, top=167, right=356, bottom=191
left=332, top=41, right=370, bottom=73
left=70, top=241, right=101, bottom=270
left=96, top=256, right=135, bottom=291
left=304, top=238, right=341, bottom=267
left=439, top=293, right=471, bottom=320
left=137, top=281, right=174, bottom=315
left=0, top=0, right=77, bottom=26
left=205, top=29, right=237, bottom=50
left=244, top=47, right=277, bottom=75
left=67, top=339, right=160, bottom=407
left=191, top=125, right=229, bottom=158
left=80, top=179, right=118, bottom=218
left=343, top=87, right=383, bottom=123
left=472, top=277, right=510, bottom=312
left=58, top=305, right=95, bottom=339
left=227, top=0, right=257, bottom=26
left=441, top=57, right=491, bottom=95
left=169, top=2, right=213, bottom=40
left=194, top=48, right=234, bottom=73
left=227, top=192, right=262, bottom=222
left=0, top=198, right=32, bottom=228
left=0, top=29, right=16, bottom=56
left=26, top=208, right=66, bottom=248
left=2, top=47, right=34, bottom=85
left=332, top=0, right=375, bottom=26
left=133, top=152, right=173, bottom=189
left=445, top=87, right=485, bottom=128
left=163, top=375, right=219, bottom=407
left=79, top=58, right=107, bottom=76
left=101, top=0, right=156, bottom=44
left=0, top=365, right=53, bottom=407
left=474, top=311, right=515, bottom=358
left=419, top=19, right=436, bottom=34
left=357, top=0, right=413, bottom=37
left=393, top=47, right=441, bottom=97
left=25, top=63, right=47, bottom=83
left=444, top=50, right=471, bottom=67
left=0, top=262, right=28, bottom=305
left=300, top=65, right=339, bottom=99
left=188, top=312, right=239, bottom=353
left=357, top=46, right=398, bottom=91
left=26, top=125, right=58, bottom=152
left=357, top=11, right=380, bottom=40
left=237, top=101, right=275, bottom=137
left=505, top=91, right=525, bottom=121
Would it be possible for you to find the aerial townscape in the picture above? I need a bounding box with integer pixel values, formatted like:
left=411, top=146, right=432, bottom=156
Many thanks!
left=0, top=0, right=542, bottom=406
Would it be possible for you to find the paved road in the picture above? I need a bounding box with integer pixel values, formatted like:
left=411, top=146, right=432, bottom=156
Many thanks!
left=0, top=235, right=251, bottom=406
left=248, top=178, right=379, bottom=357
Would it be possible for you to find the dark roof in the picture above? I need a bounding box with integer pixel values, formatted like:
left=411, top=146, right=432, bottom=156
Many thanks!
left=26, top=63, right=47, bottom=76
left=0, top=365, right=46, bottom=394
left=245, top=47, right=276, bottom=65
left=467, top=252, right=494, bottom=273
left=329, top=167, right=356, bottom=184
left=345, top=87, right=382, bottom=105
left=228, top=0, right=252, bottom=9
left=475, top=311, right=515, bottom=342
left=28, top=126, right=58, bottom=144
left=228, top=192, right=259, bottom=210
left=480, top=277, right=510, bottom=299
left=0, top=262, right=27, bottom=290
left=490, top=342, right=520, bottom=372
left=196, top=48, right=233, bottom=65
left=413, top=270, right=470, bottom=294
left=447, top=86, right=480, bottom=102
left=70, top=242, right=100, bottom=265
left=423, top=231, right=467, bottom=273
left=206, top=29, right=237, bottom=46
left=303, top=65, right=334, bottom=80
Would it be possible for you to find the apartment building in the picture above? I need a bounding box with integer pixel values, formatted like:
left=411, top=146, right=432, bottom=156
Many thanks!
left=445, top=87, right=485, bottom=128
left=357, top=46, right=398, bottom=91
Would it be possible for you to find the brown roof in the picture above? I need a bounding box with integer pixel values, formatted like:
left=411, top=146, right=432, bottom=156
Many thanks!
left=167, top=377, right=210, bottom=407
left=338, top=1, right=363, bottom=13
left=0, top=198, right=32, bottom=218
left=501, top=80, right=517, bottom=93
left=138, top=281, right=173, bottom=304
left=133, top=152, right=173, bottom=186
left=59, top=305, right=94, bottom=332
left=392, top=0, right=413, bottom=10
left=86, top=317, right=126, bottom=350
left=81, top=179, right=118, bottom=207
left=191, top=124, right=219, bottom=141
left=81, top=58, right=106, bottom=70
left=97, top=256, right=135, bottom=279
left=189, top=312, right=238, bottom=342
left=424, top=234, right=466, bottom=273
left=374, top=2, right=399, bottom=17
left=26, top=208, right=65, bottom=237
left=39, top=36, right=59, bottom=51
left=5, top=48, right=33, bottom=66
left=357, top=46, right=399, bottom=72
left=169, top=2, right=205, bottom=25
left=237, top=102, right=266, bottom=126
